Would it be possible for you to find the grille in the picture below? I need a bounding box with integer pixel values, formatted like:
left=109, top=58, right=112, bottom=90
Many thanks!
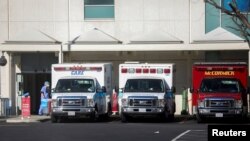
left=58, top=97, right=86, bottom=106
left=206, top=100, right=234, bottom=108
left=129, top=99, right=157, bottom=107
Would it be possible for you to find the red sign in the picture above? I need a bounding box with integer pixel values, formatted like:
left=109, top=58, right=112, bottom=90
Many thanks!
left=22, top=96, right=31, bottom=118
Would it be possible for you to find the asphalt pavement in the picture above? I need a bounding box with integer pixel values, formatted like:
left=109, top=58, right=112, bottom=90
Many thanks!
left=0, top=114, right=194, bottom=123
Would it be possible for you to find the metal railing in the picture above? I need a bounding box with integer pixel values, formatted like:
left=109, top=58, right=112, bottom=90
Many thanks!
left=0, top=98, right=11, bottom=117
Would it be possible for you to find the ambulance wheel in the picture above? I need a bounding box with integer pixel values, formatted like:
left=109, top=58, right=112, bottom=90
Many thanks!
left=162, top=112, right=174, bottom=122
left=196, top=114, right=203, bottom=123
left=168, top=114, right=175, bottom=122
left=102, top=112, right=110, bottom=121
left=121, top=113, right=129, bottom=123
left=90, top=106, right=99, bottom=122
left=51, top=115, right=58, bottom=123
left=240, top=115, right=248, bottom=123
left=108, top=102, right=112, bottom=115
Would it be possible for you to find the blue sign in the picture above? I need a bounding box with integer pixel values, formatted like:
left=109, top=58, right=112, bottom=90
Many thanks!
left=223, top=0, right=250, bottom=12
left=71, top=70, right=84, bottom=75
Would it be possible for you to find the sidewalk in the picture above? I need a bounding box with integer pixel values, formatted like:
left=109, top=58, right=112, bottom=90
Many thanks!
left=0, top=115, right=51, bottom=123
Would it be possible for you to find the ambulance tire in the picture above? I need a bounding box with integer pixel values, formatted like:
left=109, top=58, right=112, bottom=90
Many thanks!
left=240, top=115, right=248, bottom=123
left=102, top=102, right=112, bottom=120
left=162, top=111, right=174, bottom=122
left=51, top=115, right=58, bottom=123
left=196, top=114, right=204, bottom=123
left=168, top=114, right=175, bottom=122
left=121, top=113, right=129, bottom=123
left=90, top=105, right=99, bottom=122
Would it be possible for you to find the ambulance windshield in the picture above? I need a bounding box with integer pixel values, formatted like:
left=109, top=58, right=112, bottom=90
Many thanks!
left=200, top=78, right=242, bottom=93
left=55, top=79, right=95, bottom=93
left=124, top=79, right=164, bottom=92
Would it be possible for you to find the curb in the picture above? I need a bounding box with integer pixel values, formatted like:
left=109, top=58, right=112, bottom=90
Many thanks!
left=5, top=116, right=51, bottom=123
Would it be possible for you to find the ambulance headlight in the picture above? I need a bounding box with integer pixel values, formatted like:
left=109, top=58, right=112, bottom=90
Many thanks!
left=52, top=99, right=57, bottom=107
left=198, top=99, right=205, bottom=108
left=235, top=100, right=242, bottom=108
left=87, top=99, right=95, bottom=107
left=158, top=99, right=166, bottom=107
left=122, top=99, right=128, bottom=106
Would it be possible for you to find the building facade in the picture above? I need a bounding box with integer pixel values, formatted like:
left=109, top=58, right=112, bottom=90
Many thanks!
left=0, top=0, right=249, bottom=115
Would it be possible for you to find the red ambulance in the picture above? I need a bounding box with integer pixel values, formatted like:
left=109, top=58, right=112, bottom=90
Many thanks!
left=190, top=62, right=249, bottom=123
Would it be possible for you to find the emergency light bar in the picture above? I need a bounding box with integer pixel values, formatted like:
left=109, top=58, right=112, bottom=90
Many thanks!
left=54, top=66, right=102, bottom=71
left=121, top=68, right=170, bottom=74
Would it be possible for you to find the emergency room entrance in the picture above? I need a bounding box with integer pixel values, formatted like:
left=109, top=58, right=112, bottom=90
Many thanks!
left=16, top=53, right=57, bottom=114
left=17, top=73, right=51, bottom=115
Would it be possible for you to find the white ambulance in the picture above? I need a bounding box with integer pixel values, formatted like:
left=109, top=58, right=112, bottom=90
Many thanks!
left=50, top=63, right=112, bottom=123
left=118, top=62, right=176, bottom=122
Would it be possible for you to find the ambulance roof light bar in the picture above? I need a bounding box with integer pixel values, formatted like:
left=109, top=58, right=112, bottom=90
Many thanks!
left=121, top=68, right=170, bottom=74
left=54, top=66, right=102, bottom=71
left=124, top=61, right=140, bottom=64
left=195, top=66, right=244, bottom=71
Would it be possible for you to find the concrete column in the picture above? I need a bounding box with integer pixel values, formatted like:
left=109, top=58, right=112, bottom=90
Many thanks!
left=8, top=52, right=16, bottom=115
left=58, top=44, right=64, bottom=63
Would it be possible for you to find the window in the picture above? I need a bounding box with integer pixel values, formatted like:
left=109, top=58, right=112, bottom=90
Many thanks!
left=55, top=79, right=95, bottom=93
left=199, top=78, right=242, bottom=93
left=124, top=79, right=164, bottom=93
left=205, top=0, right=250, bottom=37
left=84, top=0, right=114, bottom=20
left=223, top=0, right=250, bottom=12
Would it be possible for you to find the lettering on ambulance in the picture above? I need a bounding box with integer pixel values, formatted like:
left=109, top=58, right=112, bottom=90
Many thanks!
left=204, top=71, right=235, bottom=76
left=71, top=70, right=84, bottom=75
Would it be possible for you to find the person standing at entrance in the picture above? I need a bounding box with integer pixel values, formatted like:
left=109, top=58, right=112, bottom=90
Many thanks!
left=38, top=81, right=50, bottom=115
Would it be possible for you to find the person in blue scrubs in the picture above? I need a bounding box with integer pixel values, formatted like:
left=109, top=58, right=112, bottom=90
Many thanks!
left=38, top=81, right=50, bottom=115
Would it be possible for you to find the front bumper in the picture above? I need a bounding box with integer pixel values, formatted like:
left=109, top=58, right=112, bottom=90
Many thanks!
left=51, top=107, right=95, bottom=117
left=122, top=107, right=165, bottom=116
left=197, top=108, right=243, bottom=118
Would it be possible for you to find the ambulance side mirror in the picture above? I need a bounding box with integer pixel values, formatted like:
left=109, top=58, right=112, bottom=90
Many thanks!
left=51, top=88, right=55, bottom=93
left=102, top=86, right=107, bottom=93
left=96, top=86, right=106, bottom=93
left=189, top=87, right=194, bottom=93
left=119, top=88, right=124, bottom=93
left=189, top=87, right=198, bottom=93
left=171, top=86, right=176, bottom=93
left=244, top=87, right=250, bottom=94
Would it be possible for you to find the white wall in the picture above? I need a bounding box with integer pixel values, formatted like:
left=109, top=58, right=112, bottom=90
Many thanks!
left=0, top=0, right=249, bottom=115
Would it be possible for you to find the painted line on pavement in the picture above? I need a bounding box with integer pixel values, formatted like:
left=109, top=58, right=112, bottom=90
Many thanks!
left=171, top=130, right=191, bottom=141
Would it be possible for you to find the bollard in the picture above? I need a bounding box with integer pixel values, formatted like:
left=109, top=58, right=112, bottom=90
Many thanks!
left=181, top=89, right=188, bottom=115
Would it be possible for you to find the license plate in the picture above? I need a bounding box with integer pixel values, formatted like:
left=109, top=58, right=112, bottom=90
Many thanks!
left=139, top=108, right=146, bottom=112
left=68, top=111, right=75, bottom=116
left=215, top=113, right=223, bottom=117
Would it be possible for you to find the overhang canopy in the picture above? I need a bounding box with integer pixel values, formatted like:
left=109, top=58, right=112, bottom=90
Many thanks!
left=71, top=28, right=122, bottom=44
left=129, top=30, right=184, bottom=44
left=193, top=27, right=245, bottom=43
left=3, top=29, right=61, bottom=45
